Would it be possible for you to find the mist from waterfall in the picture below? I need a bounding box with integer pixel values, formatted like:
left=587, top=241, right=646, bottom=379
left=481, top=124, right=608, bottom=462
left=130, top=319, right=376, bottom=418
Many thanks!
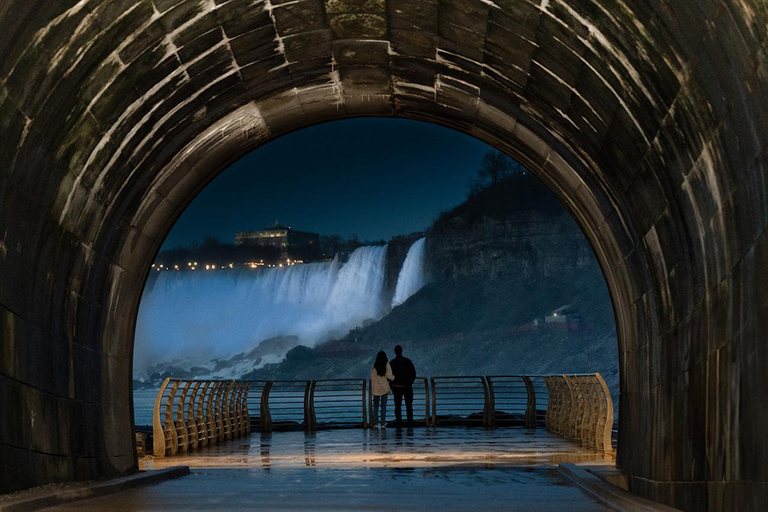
left=392, top=237, right=428, bottom=307
left=134, top=245, right=389, bottom=373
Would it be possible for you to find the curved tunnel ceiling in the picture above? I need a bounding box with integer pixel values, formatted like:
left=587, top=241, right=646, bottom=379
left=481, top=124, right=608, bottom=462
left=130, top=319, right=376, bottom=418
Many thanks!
left=1, top=0, right=767, bottom=509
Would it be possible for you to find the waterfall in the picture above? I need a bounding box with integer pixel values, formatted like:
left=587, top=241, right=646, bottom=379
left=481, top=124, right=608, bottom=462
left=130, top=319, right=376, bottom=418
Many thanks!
left=392, top=237, right=428, bottom=307
left=134, top=245, right=388, bottom=373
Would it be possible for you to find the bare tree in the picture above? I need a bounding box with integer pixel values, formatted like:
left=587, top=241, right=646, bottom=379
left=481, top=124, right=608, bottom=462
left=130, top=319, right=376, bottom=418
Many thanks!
left=478, top=150, right=514, bottom=185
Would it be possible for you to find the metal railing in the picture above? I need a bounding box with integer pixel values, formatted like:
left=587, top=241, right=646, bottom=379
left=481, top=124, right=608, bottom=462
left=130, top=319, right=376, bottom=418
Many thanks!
left=487, top=375, right=536, bottom=428
left=261, top=380, right=312, bottom=431
left=529, top=376, right=550, bottom=426
left=431, top=376, right=491, bottom=426
left=543, top=374, right=614, bottom=453
left=243, top=379, right=269, bottom=431
left=152, top=378, right=252, bottom=457
left=312, top=379, right=367, bottom=429
left=151, top=373, right=612, bottom=457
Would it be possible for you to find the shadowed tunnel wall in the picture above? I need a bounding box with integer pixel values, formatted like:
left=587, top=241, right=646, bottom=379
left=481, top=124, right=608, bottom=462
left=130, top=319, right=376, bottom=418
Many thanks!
left=0, top=0, right=767, bottom=509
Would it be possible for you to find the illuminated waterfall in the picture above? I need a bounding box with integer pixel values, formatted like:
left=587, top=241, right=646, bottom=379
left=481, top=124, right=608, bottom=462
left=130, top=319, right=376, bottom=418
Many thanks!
left=134, top=245, right=388, bottom=372
left=392, top=237, right=428, bottom=307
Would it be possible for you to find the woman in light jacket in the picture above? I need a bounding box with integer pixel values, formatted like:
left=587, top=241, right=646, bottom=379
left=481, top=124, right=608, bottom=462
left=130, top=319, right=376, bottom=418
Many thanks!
left=370, top=350, right=394, bottom=428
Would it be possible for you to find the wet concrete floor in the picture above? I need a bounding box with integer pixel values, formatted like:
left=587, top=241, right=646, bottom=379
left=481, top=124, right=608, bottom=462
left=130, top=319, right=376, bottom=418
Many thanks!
left=141, top=426, right=614, bottom=470
left=46, top=467, right=611, bottom=511
left=46, top=428, right=615, bottom=511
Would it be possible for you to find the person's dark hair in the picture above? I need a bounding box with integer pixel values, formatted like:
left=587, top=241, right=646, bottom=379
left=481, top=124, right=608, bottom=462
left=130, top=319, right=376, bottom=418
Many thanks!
left=374, top=350, right=388, bottom=377
left=394, top=345, right=403, bottom=356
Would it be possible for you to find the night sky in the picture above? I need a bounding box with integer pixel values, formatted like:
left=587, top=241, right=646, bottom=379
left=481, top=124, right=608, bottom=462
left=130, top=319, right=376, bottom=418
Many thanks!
left=161, top=118, right=491, bottom=250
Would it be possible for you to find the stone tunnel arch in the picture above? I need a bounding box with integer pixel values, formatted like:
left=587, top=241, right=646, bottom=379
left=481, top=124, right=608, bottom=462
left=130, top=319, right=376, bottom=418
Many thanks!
left=1, top=0, right=767, bottom=510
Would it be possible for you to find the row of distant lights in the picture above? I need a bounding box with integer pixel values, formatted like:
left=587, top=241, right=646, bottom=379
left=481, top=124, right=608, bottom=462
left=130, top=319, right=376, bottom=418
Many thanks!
left=151, top=259, right=305, bottom=271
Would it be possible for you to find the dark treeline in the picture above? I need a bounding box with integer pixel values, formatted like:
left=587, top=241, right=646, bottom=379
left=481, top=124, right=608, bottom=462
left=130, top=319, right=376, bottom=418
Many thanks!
left=432, top=151, right=565, bottom=232
left=154, top=236, right=280, bottom=269
left=153, top=234, right=385, bottom=269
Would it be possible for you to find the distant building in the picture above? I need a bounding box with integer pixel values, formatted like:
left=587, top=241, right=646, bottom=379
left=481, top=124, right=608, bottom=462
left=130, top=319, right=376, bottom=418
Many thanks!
left=235, top=222, right=320, bottom=262
left=545, top=305, right=573, bottom=324
left=542, top=305, right=589, bottom=332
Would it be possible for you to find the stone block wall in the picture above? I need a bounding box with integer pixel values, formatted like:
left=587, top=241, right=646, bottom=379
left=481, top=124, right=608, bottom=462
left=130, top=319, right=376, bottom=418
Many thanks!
left=0, top=1, right=767, bottom=509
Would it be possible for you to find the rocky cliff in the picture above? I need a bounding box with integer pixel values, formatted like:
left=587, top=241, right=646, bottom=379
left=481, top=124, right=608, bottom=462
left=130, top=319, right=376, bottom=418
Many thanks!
left=427, top=212, right=593, bottom=282
left=251, top=178, right=619, bottom=396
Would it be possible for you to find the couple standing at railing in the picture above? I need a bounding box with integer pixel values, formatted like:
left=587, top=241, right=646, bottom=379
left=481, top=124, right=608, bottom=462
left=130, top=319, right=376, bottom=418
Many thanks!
left=370, top=345, right=417, bottom=428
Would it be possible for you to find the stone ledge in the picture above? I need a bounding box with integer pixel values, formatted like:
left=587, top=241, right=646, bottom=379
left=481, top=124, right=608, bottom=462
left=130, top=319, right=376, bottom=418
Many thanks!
left=0, top=466, right=190, bottom=512
left=558, top=463, right=680, bottom=511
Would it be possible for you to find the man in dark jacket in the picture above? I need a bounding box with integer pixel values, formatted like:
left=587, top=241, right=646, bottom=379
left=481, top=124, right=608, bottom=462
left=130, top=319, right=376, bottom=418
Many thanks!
left=389, top=345, right=417, bottom=427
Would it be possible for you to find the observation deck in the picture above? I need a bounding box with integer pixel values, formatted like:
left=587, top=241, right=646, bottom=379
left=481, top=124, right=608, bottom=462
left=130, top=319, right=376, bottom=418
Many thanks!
left=51, top=428, right=621, bottom=512
left=30, top=374, right=677, bottom=511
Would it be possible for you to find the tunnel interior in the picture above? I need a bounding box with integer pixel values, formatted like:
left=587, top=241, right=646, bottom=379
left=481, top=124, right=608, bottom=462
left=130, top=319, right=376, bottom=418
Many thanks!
left=1, top=0, right=767, bottom=510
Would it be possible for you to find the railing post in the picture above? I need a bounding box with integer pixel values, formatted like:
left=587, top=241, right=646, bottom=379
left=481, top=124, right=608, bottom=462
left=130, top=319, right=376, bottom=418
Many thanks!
left=560, top=375, right=570, bottom=437
left=209, top=382, right=219, bottom=442
left=366, top=379, right=373, bottom=427
left=551, top=376, right=561, bottom=433
left=230, top=381, right=240, bottom=437
left=422, top=377, right=430, bottom=426
left=522, top=376, right=536, bottom=429
left=305, top=380, right=317, bottom=431
left=234, top=381, right=244, bottom=437
left=186, top=381, right=202, bottom=451
left=584, top=376, right=599, bottom=448
left=430, top=377, right=437, bottom=426
left=243, top=381, right=252, bottom=436
left=175, top=381, right=191, bottom=453
left=236, top=381, right=247, bottom=438
left=542, top=377, right=551, bottom=431
left=205, top=381, right=217, bottom=445
left=152, top=378, right=171, bottom=458
left=547, top=377, right=557, bottom=433
left=584, top=375, right=600, bottom=448
left=552, top=376, right=563, bottom=434
left=229, top=382, right=240, bottom=438
left=214, top=382, right=226, bottom=443
left=482, top=376, right=495, bottom=427
left=555, top=376, right=567, bottom=435
left=225, top=381, right=235, bottom=439
left=165, top=380, right=181, bottom=456
left=242, top=381, right=253, bottom=436
left=220, top=381, right=230, bottom=441
left=580, top=376, right=591, bottom=445
left=196, top=382, right=209, bottom=448
left=593, top=375, right=603, bottom=448
left=222, top=381, right=234, bottom=440
left=594, top=372, right=614, bottom=453
left=260, top=381, right=273, bottom=432
left=207, top=381, right=217, bottom=443
left=571, top=376, right=584, bottom=442
left=361, top=379, right=368, bottom=429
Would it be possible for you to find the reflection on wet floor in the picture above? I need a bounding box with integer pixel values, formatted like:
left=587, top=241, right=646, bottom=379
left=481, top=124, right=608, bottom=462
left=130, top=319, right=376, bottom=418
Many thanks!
left=47, top=466, right=612, bottom=511
left=141, top=426, right=614, bottom=471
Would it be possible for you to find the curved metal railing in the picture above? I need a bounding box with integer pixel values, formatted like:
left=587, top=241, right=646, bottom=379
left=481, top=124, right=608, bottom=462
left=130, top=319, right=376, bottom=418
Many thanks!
left=487, top=375, right=536, bottom=428
left=543, top=374, right=614, bottom=453
left=261, top=380, right=312, bottom=431
left=151, top=373, right=613, bottom=457
left=152, top=378, right=252, bottom=457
